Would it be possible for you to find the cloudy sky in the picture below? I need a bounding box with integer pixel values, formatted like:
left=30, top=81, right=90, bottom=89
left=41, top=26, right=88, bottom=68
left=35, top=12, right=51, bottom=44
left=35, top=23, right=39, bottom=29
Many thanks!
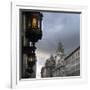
left=36, top=11, right=80, bottom=78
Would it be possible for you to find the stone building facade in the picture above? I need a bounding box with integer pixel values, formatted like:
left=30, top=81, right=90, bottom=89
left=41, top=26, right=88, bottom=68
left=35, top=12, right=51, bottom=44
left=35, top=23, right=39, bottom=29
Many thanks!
left=52, top=52, right=65, bottom=77
left=64, top=46, right=80, bottom=76
left=41, top=46, right=80, bottom=77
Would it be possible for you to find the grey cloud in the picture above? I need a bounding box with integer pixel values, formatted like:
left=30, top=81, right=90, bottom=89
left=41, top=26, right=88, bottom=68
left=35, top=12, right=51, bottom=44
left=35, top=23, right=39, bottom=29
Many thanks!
left=36, top=12, right=80, bottom=56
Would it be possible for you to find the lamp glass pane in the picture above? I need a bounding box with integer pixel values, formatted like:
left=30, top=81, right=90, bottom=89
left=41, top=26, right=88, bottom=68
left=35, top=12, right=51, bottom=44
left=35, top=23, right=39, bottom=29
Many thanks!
left=32, top=18, right=37, bottom=28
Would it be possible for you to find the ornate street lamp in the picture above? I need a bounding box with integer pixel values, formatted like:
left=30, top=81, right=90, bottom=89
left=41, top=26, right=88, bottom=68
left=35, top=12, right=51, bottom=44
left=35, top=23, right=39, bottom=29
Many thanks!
left=22, top=11, right=43, bottom=78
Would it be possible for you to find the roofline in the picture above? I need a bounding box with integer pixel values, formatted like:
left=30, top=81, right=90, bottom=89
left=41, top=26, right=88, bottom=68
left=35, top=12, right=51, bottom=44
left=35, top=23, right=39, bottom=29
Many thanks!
left=65, top=46, right=80, bottom=60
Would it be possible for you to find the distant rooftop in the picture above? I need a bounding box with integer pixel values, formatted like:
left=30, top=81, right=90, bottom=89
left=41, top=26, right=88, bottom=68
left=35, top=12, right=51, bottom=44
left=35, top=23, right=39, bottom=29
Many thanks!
left=65, top=46, right=80, bottom=60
